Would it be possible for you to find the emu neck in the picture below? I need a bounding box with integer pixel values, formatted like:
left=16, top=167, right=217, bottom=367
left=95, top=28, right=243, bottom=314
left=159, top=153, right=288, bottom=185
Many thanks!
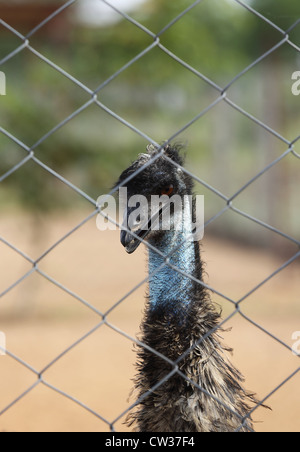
left=148, top=209, right=196, bottom=318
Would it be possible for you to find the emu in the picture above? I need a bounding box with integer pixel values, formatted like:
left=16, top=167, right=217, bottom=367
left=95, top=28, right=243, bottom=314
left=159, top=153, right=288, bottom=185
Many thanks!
left=115, top=144, right=258, bottom=432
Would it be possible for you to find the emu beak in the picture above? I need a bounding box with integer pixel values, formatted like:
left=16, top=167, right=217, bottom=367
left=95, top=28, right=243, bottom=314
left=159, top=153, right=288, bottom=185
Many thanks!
left=120, top=206, right=151, bottom=254
left=120, top=201, right=171, bottom=254
left=120, top=228, right=150, bottom=254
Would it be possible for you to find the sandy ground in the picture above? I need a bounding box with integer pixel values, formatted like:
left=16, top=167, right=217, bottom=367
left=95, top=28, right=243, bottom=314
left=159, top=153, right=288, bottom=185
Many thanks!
left=0, top=210, right=299, bottom=432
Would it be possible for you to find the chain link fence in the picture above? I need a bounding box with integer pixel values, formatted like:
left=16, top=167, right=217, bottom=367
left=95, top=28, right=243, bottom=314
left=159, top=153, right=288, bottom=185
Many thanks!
left=0, top=0, right=299, bottom=432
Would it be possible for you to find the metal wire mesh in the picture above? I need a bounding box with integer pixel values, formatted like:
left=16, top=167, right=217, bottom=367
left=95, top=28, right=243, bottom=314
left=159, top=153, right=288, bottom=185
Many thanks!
left=0, top=0, right=299, bottom=432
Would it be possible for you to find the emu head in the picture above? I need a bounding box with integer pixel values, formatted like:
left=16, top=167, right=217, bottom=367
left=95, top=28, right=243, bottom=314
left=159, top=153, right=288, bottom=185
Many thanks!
left=115, top=144, right=194, bottom=254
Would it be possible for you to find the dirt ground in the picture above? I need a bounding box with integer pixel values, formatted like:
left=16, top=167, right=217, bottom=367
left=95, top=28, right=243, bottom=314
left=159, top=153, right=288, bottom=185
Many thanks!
left=0, top=210, right=299, bottom=432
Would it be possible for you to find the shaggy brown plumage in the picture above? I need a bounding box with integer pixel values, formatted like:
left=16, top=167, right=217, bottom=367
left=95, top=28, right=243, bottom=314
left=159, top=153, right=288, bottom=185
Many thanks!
left=116, top=144, right=260, bottom=432
left=127, top=291, right=257, bottom=432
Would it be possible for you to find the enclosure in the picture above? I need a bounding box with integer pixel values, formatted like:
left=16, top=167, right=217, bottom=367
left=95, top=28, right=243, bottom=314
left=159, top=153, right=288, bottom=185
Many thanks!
left=0, top=0, right=299, bottom=433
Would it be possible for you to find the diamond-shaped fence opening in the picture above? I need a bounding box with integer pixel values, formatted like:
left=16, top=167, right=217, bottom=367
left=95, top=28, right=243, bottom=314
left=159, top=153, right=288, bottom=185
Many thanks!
left=0, top=0, right=299, bottom=433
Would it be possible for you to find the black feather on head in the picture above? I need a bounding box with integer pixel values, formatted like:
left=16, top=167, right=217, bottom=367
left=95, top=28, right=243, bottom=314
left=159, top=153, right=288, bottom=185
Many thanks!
left=114, top=143, right=192, bottom=199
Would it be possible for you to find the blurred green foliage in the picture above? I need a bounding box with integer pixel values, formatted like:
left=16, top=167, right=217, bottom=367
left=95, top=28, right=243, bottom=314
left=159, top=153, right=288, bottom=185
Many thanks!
left=0, top=0, right=299, bottom=222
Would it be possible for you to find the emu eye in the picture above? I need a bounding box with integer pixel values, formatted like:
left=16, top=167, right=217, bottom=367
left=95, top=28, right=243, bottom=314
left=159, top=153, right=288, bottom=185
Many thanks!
left=161, top=185, right=174, bottom=196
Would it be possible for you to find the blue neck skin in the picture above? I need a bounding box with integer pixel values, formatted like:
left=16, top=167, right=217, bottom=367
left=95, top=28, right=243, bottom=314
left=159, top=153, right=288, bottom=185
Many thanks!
left=148, top=204, right=196, bottom=317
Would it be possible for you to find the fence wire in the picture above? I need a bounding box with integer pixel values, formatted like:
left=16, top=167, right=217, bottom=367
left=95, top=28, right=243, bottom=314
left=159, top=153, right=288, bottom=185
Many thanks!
left=0, top=0, right=300, bottom=432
